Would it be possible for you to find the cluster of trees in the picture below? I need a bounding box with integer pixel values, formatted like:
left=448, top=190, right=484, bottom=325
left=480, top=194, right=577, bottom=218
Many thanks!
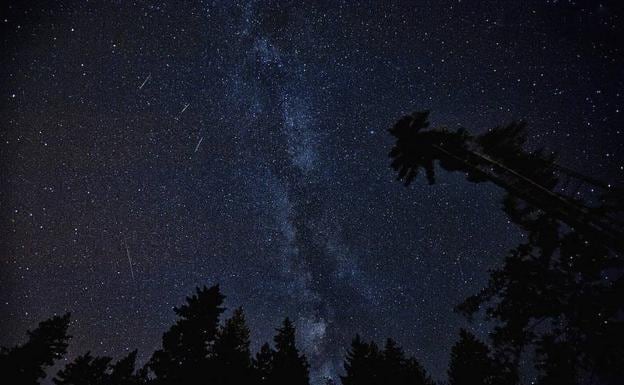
left=1, top=285, right=312, bottom=385
left=389, top=111, right=624, bottom=384
left=2, top=284, right=507, bottom=385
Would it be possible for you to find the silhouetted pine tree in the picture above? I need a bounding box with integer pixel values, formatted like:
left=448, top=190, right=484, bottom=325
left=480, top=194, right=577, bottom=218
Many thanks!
left=381, top=338, right=433, bottom=385
left=148, top=285, right=225, bottom=385
left=53, top=350, right=146, bottom=385
left=341, top=336, right=433, bottom=385
left=253, top=342, right=275, bottom=385
left=447, top=329, right=499, bottom=385
left=270, top=318, right=310, bottom=385
left=109, top=350, right=147, bottom=385
left=341, top=335, right=380, bottom=385
left=0, top=313, right=71, bottom=384
left=212, top=307, right=253, bottom=384
left=54, top=352, right=110, bottom=385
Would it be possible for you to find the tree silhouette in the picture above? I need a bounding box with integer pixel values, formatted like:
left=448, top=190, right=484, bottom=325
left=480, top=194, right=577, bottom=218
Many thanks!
left=341, top=335, right=433, bottom=385
left=456, top=202, right=624, bottom=384
left=447, top=329, right=500, bottom=385
left=212, top=307, right=254, bottom=384
left=388, top=111, right=624, bottom=384
left=341, top=335, right=380, bottom=385
left=0, top=285, right=515, bottom=385
left=253, top=342, right=275, bottom=385
left=53, top=350, right=146, bottom=385
left=54, top=352, right=110, bottom=385
left=109, top=350, right=147, bottom=385
left=388, top=110, right=624, bottom=252
left=0, top=313, right=71, bottom=384
left=2, top=287, right=321, bottom=385
left=381, top=338, right=433, bottom=385
left=389, top=110, right=468, bottom=186
left=148, top=285, right=226, bottom=385
left=269, top=318, right=310, bottom=385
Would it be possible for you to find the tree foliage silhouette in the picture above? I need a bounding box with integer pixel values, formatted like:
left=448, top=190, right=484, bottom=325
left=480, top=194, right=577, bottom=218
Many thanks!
left=148, top=285, right=225, bottom=385
left=53, top=350, right=146, bottom=385
left=447, top=329, right=501, bottom=385
left=54, top=352, right=110, bottom=385
left=0, top=313, right=71, bottom=384
left=388, top=110, right=624, bottom=384
left=253, top=342, right=275, bottom=385
left=212, top=307, right=254, bottom=385
left=144, top=286, right=311, bottom=385
left=269, top=318, right=310, bottom=385
left=341, top=335, right=380, bottom=385
left=8, top=283, right=581, bottom=385
left=388, top=110, right=623, bottom=251
left=341, top=335, right=433, bottom=385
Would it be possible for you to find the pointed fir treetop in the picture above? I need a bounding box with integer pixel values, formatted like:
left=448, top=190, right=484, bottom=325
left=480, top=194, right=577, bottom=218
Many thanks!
left=271, top=318, right=310, bottom=385
left=174, top=285, right=226, bottom=322
left=216, top=307, right=251, bottom=354
left=274, top=317, right=297, bottom=353
left=448, top=329, right=497, bottom=385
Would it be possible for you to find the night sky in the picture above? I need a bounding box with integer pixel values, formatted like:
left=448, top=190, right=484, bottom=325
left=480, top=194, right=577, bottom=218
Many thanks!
left=2, top=1, right=623, bottom=383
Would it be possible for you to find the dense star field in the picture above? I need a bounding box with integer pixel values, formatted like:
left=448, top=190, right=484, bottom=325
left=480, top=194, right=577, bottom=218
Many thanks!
left=1, top=1, right=623, bottom=383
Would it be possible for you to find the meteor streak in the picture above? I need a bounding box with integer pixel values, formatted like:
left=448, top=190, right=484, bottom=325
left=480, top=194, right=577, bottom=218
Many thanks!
left=194, top=136, right=204, bottom=152
left=124, top=239, right=135, bottom=281
left=138, top=73, right=151, bottom=90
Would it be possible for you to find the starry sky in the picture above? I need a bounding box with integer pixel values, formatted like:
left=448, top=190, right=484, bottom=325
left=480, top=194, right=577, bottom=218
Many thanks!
left=1, top=1, right=623, bottom=383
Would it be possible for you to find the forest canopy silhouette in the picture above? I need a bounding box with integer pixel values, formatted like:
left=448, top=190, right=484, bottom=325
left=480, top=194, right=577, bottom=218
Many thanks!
left=389, top=111, right=623, bottom=384
left=1, top=284, right=440, bottom=385
left=3, top=111, right=622, bottom=385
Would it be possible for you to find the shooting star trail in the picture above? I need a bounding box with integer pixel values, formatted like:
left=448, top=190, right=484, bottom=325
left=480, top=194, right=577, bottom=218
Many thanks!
left=194, top=136, right=204, bottom=152
left=175, top=103, right=190, bottom=120
left=456, top=254, right=466, bottom=283
left=124, top=240, right=135, bottom=281
left=138, top=73, right=151, bottom=90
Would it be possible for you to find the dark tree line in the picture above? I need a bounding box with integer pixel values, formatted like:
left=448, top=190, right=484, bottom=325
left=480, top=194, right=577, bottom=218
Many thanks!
left=2, top=284, right=498, bottom=385
left=341, top=336, right=434, bottom=385
left=389, top=111, right=624, bottom=385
